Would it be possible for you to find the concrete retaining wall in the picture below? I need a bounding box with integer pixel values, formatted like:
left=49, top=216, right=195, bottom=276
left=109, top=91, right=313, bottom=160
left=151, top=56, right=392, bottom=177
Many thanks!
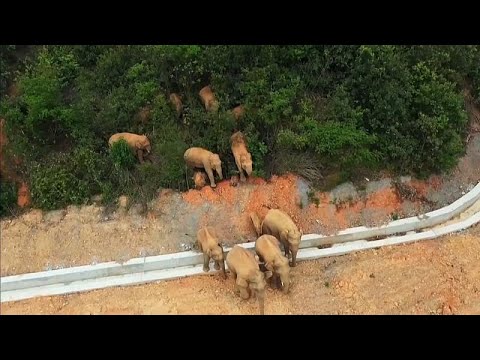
left=2, top=210, right=478, bottom=303
left=1, top=182, right=479, bottom=303
left=299, top=182, right=480, bottom=248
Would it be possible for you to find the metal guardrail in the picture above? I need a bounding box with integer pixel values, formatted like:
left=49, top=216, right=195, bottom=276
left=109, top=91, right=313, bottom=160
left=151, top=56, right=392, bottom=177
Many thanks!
left=1, top=182, right=479, bottom=303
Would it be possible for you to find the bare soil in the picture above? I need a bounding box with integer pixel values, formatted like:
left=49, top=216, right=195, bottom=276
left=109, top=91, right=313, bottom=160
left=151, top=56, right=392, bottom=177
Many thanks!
left=1, top=134, right=479, bottom=277
left=0, top=176, right=438, bottom=276
left=2, top=228, right=479, bottom=315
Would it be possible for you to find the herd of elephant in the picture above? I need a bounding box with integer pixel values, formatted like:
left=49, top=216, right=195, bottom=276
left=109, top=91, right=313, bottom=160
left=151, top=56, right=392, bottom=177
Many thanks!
left=107, top=85, right=250, bottom=189
left=107, top=85, right=302, bottom=315
left=107, top=130, right=251, bottom=189
left=198, top=208, right=303, bottom=315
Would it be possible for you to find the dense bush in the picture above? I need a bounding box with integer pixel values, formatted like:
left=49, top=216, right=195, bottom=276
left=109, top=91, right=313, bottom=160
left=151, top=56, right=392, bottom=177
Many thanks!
left=110, top=139, right=136, bottom=170
left=0, top=179, right=17, bottom=217
left=0, top=45, right=16, bottom=95
left=1, top=45, right=479, bottom=211
left=30, top=147, right=112, bottom=210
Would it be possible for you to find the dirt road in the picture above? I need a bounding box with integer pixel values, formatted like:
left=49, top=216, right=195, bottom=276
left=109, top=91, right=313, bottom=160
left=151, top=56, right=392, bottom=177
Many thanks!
left=2, top=227, right=479, bottom=315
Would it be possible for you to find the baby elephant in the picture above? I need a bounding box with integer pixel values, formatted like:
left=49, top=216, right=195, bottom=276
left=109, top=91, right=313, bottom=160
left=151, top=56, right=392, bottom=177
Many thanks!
left=184, top=147, right=223, bottom=188
left=199, top=85, right=219, bottom=112
left=255, top=235, right=291, bottom=294
left=226, top=245, right=273, bottom=315
left=231, top=105, right=245, bottom=121
left=197, top=227, right=226, bottom=279
left=169, top=93, right=184, bottom=119
left=193, top=171, right=208, bottom=190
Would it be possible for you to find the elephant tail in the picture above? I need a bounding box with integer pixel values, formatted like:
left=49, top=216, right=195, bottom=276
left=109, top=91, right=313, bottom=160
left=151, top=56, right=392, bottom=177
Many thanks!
left=249, top=212, right=262, bottom=237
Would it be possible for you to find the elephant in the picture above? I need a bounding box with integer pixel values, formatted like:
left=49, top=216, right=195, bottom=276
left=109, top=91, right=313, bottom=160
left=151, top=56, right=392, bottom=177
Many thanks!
left=199, top=85, right=219, bottom=112
left=134, top=105, right=152, bottom=125
left=226, top=245, right=273, bottom=315
left=169, top=93, right=184, bottom=119
left=184, top=147, right=223, bottom=188
left=250, top=209, right=303, bottom=267
left=231, top=105, right=245, bottom=120
left=230, top=131, right=253, bottom=182
left=230, top=175, right=239, bottom=187
left=108, top=132, right=152, bottom=164
left=197, top=227, right=226, bottom=279
left=255, top=234, right=291, bottom=293
left=193, top=171, right=208, bottom=190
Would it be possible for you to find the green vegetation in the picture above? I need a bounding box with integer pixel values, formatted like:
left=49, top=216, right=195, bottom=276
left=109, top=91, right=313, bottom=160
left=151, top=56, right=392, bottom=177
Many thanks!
left=1, top=45, right=479, bottom=212
left=0, top=179, right=17, bottom=217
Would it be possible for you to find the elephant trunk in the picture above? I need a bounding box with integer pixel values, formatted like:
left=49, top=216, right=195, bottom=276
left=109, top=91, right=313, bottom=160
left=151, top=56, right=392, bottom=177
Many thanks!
left=280, top=273, right=290, bottom=294
left=290, top=247, right=299, bottom=267
left=257, top=291, right=265, bottom=315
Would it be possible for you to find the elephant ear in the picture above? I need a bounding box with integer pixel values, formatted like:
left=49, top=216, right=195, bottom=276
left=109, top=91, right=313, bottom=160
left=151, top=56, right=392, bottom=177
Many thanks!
left=280, top=229, right=289, bottom=242
left=210, top=227, right=219, bottom=239
left=134, top=140, right=142, bottom=150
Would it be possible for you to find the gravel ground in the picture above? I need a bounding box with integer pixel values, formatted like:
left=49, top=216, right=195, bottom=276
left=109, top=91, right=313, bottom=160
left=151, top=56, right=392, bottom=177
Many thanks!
left=2, top=228, right=479, bottom=315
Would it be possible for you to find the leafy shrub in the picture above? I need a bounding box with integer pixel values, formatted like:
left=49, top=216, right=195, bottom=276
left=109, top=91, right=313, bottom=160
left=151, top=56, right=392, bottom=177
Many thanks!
left=0, top=179, right=17, bottom=217
left=150, top=120, right=189, bottom=190
left=109, top=139, right=136, bottom=170
left=1, top=45, right=479, bottom=212
left=30, top=163, right=88, bottom=210
left=30, top=146, right=112, bottom=210
left=0, top=45, right=16, bottom=95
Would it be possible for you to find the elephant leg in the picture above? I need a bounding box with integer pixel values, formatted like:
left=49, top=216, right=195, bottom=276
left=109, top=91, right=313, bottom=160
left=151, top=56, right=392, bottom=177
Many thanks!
left=205, top=166, right=216, bottom=188
left=233, top=279, right=241, bottom=295
left=145, top=153, right=154, bottom=163
left=238, top=286, right=250, bottom=300
left=203, top=254, right=210, bottom=272
left=137, top=149, right=144, bottom=164
left=235, top=158, right=246, bottom=182
left=290, top=248, right=297, bottom=267
left=235, top=277, right=250, bottom=299
left=214, top=260, right=220, bottom=270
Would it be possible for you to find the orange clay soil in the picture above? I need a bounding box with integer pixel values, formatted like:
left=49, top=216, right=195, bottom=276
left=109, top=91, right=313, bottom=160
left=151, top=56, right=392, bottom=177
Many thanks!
left=183, top=174, right=415, bottom=236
